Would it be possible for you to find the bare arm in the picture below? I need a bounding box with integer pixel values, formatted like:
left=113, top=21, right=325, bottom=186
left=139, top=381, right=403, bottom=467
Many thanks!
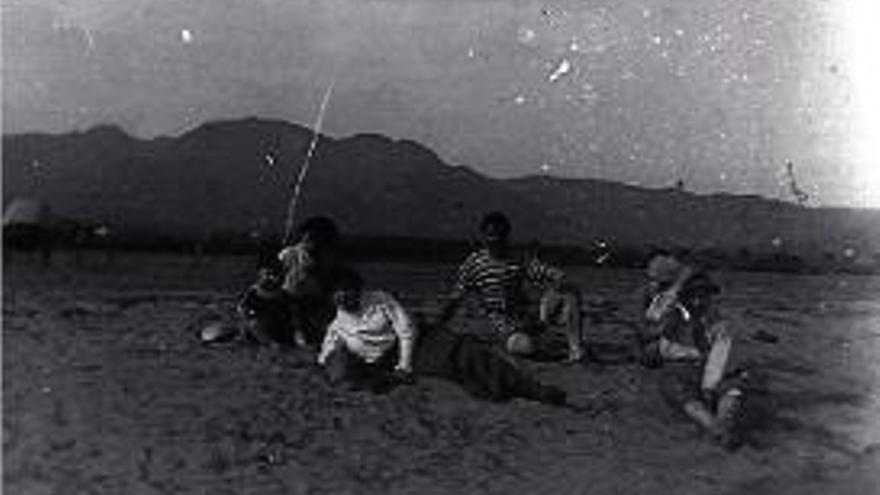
left=385, top=294, right=417, bottom=372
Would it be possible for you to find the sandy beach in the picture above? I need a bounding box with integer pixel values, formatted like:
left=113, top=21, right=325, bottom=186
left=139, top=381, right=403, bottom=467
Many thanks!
left=4, top=253, right=880, bottom=494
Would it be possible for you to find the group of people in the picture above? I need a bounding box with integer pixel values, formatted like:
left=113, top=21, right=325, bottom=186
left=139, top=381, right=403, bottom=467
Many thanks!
left=226, top=212, right=750, bottom=449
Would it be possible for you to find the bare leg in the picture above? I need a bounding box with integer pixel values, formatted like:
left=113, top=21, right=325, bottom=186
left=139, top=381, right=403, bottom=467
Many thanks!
left=505, top=332, right=536, bottom=356
left=715, top=387, right=745, bottom=449
left=539, top=289, right=584, bottom=362
left=683, top=400, right=722, bottom=436
left=562, top=291, right=584, bottom=361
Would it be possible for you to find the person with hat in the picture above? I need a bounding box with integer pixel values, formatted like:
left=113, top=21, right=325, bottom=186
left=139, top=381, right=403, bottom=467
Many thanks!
left=640, top=255, right=748, bottom=449
left=435, top=212, right=586, bottom=362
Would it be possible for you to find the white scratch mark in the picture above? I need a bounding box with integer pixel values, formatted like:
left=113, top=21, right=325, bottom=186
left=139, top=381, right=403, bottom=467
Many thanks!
left=548, top=58, right=572, bottom=82
left=83, top=28, right=95, bottom=50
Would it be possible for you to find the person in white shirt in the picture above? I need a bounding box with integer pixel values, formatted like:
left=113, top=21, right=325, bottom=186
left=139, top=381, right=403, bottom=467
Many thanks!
left=319, top=267, right=571, bottom=405
left=318, top=268, right=415, bottom=391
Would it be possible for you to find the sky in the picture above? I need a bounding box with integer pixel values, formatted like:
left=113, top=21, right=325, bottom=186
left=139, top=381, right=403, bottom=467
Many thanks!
left=2, top=0, right=878, bottom=208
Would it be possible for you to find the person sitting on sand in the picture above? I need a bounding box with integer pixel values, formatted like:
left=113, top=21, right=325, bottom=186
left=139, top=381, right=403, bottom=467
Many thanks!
left=317, top=268, right=416, bottom=392
left=236, top=258, right=296, bottom=346
left=641, top=262, right=748, bottom=449
left=435, top=212, right=585, bottom=362
left=319, top=267, right=569, bottom=405
left=278, top=216, right=343, bottom=347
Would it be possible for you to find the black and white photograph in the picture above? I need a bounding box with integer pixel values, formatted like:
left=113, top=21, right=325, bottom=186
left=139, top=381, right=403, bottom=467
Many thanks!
left=3, top=0, right=879, bottom=493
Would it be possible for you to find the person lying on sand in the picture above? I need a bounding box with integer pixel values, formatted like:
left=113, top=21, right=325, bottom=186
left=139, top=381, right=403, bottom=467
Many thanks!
left=278, top=216, right=343, bottom=347
left=640, top=262, right=748, bottom=449
left=318, top=267, right=569, bottom=406
left=235, top=258, right=297, bottom=347
left=435, top=212, right=585, bottom=362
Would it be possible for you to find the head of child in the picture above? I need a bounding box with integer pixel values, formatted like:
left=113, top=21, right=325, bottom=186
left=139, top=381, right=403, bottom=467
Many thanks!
left=645, top=249, right=685, bottom=292
left=331, top=267, right=364, bottom=313
left=257, top=259, right=284, bottom=291
left=297, top=216, right=340, bottom=252
left=480, top=211, right=511, bottom=258
left=679, top=273, right=720, bottom=316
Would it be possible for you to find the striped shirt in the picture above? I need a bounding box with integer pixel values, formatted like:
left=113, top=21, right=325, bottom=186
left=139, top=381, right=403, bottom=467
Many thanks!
left=451, top=248, right=564, bottom=335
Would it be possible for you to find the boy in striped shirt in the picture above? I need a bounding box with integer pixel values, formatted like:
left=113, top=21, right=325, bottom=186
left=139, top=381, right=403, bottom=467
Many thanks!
left=436, top=212, right=585, bottom=362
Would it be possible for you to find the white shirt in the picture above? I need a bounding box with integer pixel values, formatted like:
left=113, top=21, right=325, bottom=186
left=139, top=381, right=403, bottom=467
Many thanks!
left=318, top=290, right=415, bottom=364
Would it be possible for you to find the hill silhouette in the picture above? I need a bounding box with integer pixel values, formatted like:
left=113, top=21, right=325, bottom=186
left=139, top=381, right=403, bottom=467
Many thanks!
left=4, top=117, right=880, bottom=270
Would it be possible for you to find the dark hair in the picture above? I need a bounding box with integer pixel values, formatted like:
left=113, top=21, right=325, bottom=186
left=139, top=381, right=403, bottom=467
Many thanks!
left=257, top=255, right=283, bottom=274
left=480, top=211, right=511, bottom=237
left=297, top=216, right=340, bottom=245
left=330, top=266, right=364, bottom=291
left=680, top=272, right=720, bottom=300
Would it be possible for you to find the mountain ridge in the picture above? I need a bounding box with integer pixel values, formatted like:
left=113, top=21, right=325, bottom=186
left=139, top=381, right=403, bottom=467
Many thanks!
left=4, top=118, right=879, bottom=263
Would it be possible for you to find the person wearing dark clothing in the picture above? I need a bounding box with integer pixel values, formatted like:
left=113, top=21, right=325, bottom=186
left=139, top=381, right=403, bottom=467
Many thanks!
left=236, top=260, right=296, bottom=346
left=414, top=323, right=567, bottom=404
left=278, top=216, right=343, bottom=346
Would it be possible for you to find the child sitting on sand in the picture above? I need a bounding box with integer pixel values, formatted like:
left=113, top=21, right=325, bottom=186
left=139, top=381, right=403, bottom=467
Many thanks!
left=641, top=259, right=748, bottom=449
left=436, top=212, right=585, bottom=362
left=278, top=216, right=343, bottom=347
left=236, top=258, right=296, bottom=346
left=319, top=267, right=568, bottom=405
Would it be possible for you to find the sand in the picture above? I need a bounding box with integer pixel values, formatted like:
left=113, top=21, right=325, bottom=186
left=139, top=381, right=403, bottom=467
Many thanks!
left=3, top=252, right=880, bottom=494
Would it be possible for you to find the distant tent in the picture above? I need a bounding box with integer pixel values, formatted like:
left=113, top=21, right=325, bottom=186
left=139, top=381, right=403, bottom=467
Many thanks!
left=3, top=197, right=50, bottom=228
left=3, top=198, right=52, bottom=254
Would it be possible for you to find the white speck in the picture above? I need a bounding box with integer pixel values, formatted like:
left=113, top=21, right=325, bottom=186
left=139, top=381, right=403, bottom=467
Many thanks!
left=467, top=47, right=476, bottom=58
left=540, top=163, right=551, bottom=173
left=651, top=35, right=663, bottom=45
left=642, top=8, right=652, bottom=18
left=771, top=237, right=783, bottom=248
left=720, top=172, right=728, bottom=181
left=41, top=386, right=52, bottom=393
left=83, top=28, right=95, bottom=50
left=31, top=159, right=41, bottom=169
left=548, top=58, right=572, bottom=82
left=674, top=28, right=685, bottom=37
left=514, top=94, right=527, bottom=105
left=844, top=247, right=856, bottom=258
left=517, top=27, right=536, bottom=44
left=265, top=154, right=275, bottom=166
left=569, top=39, right=581, bottom=52
left=181, top=29, right=193, bottom=43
